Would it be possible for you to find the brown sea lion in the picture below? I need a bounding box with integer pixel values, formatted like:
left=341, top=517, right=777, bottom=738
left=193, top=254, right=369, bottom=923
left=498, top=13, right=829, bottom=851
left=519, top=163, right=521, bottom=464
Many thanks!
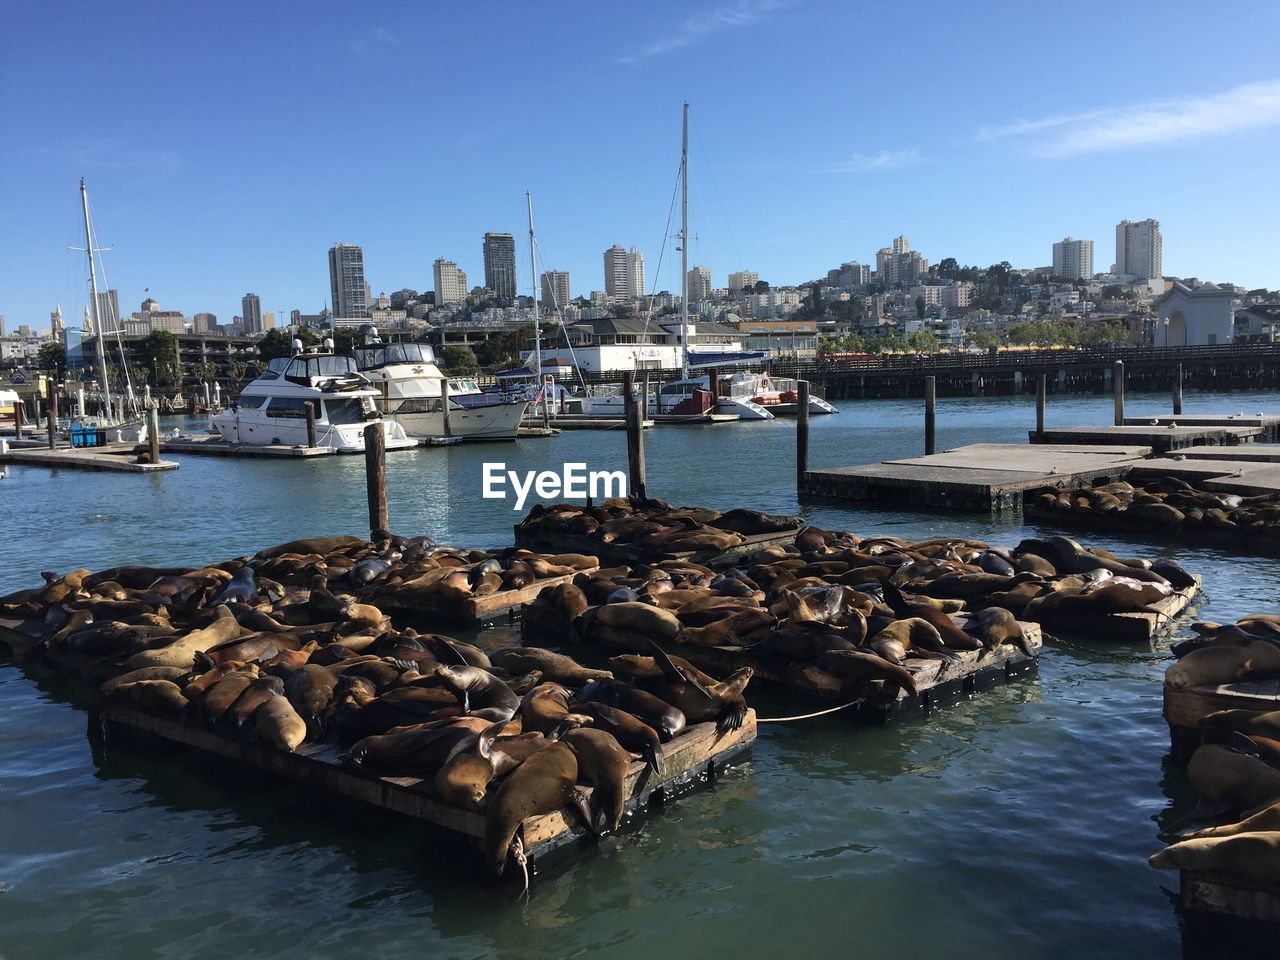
left=577, top=702, right=663, bottom=775
left=198, top=668, right=261, bottom=723
left=564, top=727, right=635, bottom=832
left=490, top=647, right=612, bottom=685
left=253, top=695, right=308, bottom=751
left=98, top=665, right=190, bottom=698
left=123, top=606, right=241, bottom=671
left=1166, top=642, right=1280, bottom=689
left=816, top=649, right=919, bottom=699
left=435, top=665, right=520, bottom=722
left=573, top=679, right=686, bottom=741
left=484, top=742, right=590, bottom=876
left=345, top=718, right=488, bottom=774
left=1150, top=831, right=1280, bottom=884
left=282, top=663, right=340, bottom=737
left=594, top=602, right=682, bottom=642
left=634, top=639, right=753, bottom=731
left=520, top=682, right=592, bottom=734
left=228, top=676, right=285, bottom=729
left=434, top=722, right=546, bottom=811
left=1190, top=800, right=1280, bottom=838
left=1187, top=744, right=1280, bottom=813
left=106, top=678, right=189, bottom=715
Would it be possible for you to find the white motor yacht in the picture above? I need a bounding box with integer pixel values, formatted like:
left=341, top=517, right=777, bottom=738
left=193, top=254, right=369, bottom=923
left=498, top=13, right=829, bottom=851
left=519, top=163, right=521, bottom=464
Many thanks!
left=211, top=343, right=416, bottom=453
left=355, top=336, right=528, bottom=442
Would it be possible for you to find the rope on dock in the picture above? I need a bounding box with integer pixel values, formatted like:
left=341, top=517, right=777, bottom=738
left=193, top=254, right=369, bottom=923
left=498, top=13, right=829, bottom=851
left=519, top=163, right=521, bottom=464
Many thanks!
left=757, top=700, right=863, bottom=723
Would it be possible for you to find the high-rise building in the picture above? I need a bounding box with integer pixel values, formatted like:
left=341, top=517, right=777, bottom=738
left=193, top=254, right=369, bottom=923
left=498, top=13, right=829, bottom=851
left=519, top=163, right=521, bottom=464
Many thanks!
left=1051, top=237, right=1094, bottom=280
left=94, top=289, right=120, bottom=333
left=626, top=247, right=645, bottom=299
left=50, top=306, right=64, bottom=339
left=687, top=265, right=713, bottom=303
left=328, top=243, right=368, bottom=318
left=433, top=258, right=468, bottom=305
left=603, top=244, right=629, bottom=299
left=1115, top=219, right=1162, bottom=280
left=875, top=240, right=926, bottom=286
left=892, top=235, right=910, bottom=255
left=541, top=270, right=571, bottom=310
left=191, top=312, right=217, bottom=333
left=482, top=233, right=517, bottom=304
left=241, top=293, right=263, bottom=334
left=0, top=314, right=5, bottom=336
left=728, top=270, right=759, bottom=292
left=262, top=311, right=276, bottom=331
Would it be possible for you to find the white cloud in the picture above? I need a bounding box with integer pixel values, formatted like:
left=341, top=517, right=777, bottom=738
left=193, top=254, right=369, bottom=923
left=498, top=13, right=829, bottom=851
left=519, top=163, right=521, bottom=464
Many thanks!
left=822, top=148, right=921, bottom=174
left=352, top=26, right=399, bottom=56
left=979, top=79, right=1280, bottom=157
left=618, top=0, right=789, bottom=64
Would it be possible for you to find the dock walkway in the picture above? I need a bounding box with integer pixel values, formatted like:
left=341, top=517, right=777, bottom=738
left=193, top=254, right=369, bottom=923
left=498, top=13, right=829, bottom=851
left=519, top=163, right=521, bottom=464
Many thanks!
left=1031, top=424, right=1262, bottom=453
left=0, top=442, right=177, bottom=472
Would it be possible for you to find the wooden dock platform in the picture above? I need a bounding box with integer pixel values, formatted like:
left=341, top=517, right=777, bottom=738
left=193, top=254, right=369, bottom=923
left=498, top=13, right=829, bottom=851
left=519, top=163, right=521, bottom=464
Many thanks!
left=543, top=416, right=653, bottom=430
left=1180, top=870, right=1280, bottom=923
left=93, top=703, right=755, bottom=878
left=1029, top=579, right=1200, bottom=642
left=1124, top=413, right=1280, bottom=442
left=801, top=443, right=1146, bottom=512
left=581, top=621, right=1042, bottom=724
left=1030, top=424, right=1262, bottom=453
left=513, top=527, right=801, bottom=569
left=1163, top=675, right=1280, bottom=753
left=0, top=442, right=178, bottom=472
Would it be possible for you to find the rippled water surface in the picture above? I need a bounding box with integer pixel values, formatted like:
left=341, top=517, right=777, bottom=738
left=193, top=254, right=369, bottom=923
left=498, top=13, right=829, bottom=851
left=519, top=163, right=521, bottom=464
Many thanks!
left=3, top=389, right=1280, bottom=958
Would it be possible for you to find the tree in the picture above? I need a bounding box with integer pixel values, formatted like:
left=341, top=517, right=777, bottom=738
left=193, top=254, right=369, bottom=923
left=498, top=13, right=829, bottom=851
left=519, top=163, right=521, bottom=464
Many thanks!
left=138, top=330, right=181, bottom=387
left=968, top=329, right=1001, bottom=350
left=258, top=327, right=318, bottom=361
left=439, top=346, right=478, bottom=372
left=936, top=257, right=960, bottom=280
left=753, top=279, right=770, bottom=293
left=915, top=295, right=927, bottom=319
left=227, top=359, right=249, bottom=382
left=37, top=341, right=66, bottom=375
left=907, top=328, right=940, bottom=352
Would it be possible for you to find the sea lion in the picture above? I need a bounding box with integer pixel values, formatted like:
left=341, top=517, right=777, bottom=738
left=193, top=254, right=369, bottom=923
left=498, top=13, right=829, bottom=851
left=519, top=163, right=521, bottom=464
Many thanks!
left=816, top=649, right=919, bottom=699
left=346, top=718, right=490, bottom=775
left=490, top=647, right=612, bottom=685
left=253, top=695, right=308, bottom=751
left=282, top=663, right=340, bottom=737
left=1187, top=743, right=1280, bottom=813
left=577, top=702, right=663, bottom=775
left=123, top=606, right=241, bottom=671
left=434, top=722, right=546, bottom=811
left=1203, top=709, right=1280, bottom=741
left=574, top=679, right=686, bottom=740
left=520, top=682, right=591, bottom=734
left=1189, top=799, right=1280, bottom=838
left=228, top=675, right=285, bottom=729
left=1166, top=642, right=1280, bottom=689
left=484, top=741, right=590, bottom=876
left=199, top=669, right=261, bottom=724
left=107, top=678, right=189, bottom=715
left=963, top=608, right=1033, bottom=657
left=435, top=665, right=520, bottom=722
left=593, top=602, right=682, bottom=642
left=98, top=665, right=190, bottom=698
left=1150, top=831, right=1280, bottom=885
left=564, top=727, right=635, bottom=832
left=634, top=639, right=753, bottom=731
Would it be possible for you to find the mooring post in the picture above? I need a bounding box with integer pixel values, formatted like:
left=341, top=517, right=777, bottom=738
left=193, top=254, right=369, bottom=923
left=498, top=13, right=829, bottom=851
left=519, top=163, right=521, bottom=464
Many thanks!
left=441, top=378, right=452, bottom=438
left=542, top=376, right=551, bottom=430
left=47, top=389, right=58, bottom=450
left=797, top=379, right=810, bottom=493
left=76, top=383, right=86, bottom=418
left=642, top=372, right=651, bottom=423
left=623, top=371, right=646, bottom=498
left=1173, top=362, right=1183, bottom=415
left=203, top=381, right=211, bottom=413
left=304, top=401, right=317, bottom=448
left=924, top=375, right=936, bottom=456
left=1036, top=373, right=1046, bottom=437
left=363, top=422, right=389, bottom=536
left=14, top=396, right=24, bottom=440
left=1113, top=360, right=1125, bottom=426
left=709, top=367, right=720, bottom=406
left=147, top=402, right=160, bottom=464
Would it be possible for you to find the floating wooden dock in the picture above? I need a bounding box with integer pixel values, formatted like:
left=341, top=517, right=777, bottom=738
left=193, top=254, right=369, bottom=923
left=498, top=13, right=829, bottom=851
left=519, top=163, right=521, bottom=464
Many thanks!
left=156, top=435, right=431, bottom=457
left=1124, top=413, right=1280, bottom=442
left=1031, top=424, right=1262, bottom=453
left=580, top=621, right=1042, bottom=724
left=1179, top=870, right=1280, bottom=923
left=1163, top=674, right=1280, bottom=754
left=542, top=416, right=653, bottom=431
left=801, top=443, right=1146, bottom=512
left=0, top=442, right=178, bottom=472
left=93, top=703, right=755, bottom=878
left=651, top=413, right=740, bottom=425
left=514, top=527, right=801, bottom=569
left=1030, top=579, right=1200, bottom=643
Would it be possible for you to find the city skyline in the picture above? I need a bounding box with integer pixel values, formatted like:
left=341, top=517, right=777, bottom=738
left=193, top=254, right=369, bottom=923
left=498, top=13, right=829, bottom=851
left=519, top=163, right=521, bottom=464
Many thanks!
left=4, top=1, right=1280, bottom=326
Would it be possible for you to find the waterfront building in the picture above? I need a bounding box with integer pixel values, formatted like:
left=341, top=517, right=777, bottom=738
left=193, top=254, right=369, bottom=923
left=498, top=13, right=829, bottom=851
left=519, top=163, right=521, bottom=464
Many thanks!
left=241, top=293, right=262, bottom=334
left=541, top=270, right=571, bottom=311
left=1052, top=237, right=1094, bottom=280
left=483, top=232, right=517, bottom=305
left=1155, top=281, right=1236, bottom=346
left=328, top=243, right=368, bottom=318
left=433, top=258, right=468, bottom=306
left=531, top=316, right=744, bottom=372
left=1115, top=219, right=1162, bottom=280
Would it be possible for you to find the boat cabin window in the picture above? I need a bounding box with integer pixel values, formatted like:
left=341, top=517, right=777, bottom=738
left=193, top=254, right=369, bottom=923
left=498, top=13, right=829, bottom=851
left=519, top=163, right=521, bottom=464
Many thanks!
left=236, top=392, right=270, bottom=409
left=265, top=397, right=308, bottom=419
left=356, top=342, right=435, bottom=369
left=449, top=379, right=478, bottom=393
left=324, top=398, right=370, bottom=424
left=284, top=355, right=360, bottom=383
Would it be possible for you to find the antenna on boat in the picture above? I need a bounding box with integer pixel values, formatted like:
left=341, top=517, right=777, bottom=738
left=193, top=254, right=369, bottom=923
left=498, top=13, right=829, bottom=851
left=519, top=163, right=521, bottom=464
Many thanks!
left=80, top=178, right=113, bottom=417
left=527, top=191, right=542, bottom=382
left=679, top=101, right=690, bottom=380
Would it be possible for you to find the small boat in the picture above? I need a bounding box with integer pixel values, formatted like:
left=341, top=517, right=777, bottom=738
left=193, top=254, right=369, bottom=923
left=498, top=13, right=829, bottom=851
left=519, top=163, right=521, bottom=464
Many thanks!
left=355, top=334, right=529, bottom=442
left=212, top=341, right=416, bottom=453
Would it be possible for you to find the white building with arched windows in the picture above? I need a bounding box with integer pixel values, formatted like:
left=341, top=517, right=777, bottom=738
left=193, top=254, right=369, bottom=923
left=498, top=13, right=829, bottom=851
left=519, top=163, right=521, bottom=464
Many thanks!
left=1155, top=282, right=1237, bottom=347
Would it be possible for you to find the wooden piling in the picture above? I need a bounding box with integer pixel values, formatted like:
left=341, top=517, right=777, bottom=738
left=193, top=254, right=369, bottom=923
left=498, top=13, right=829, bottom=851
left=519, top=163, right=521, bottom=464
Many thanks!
left=542, top=377, right=551, bottom=430
left=13, top=397, right=22, bottom=440
left=147, top=403, right=160, bottom=464
left=304, top=401, right=317, bottom=448
left=924, top=375, right=936, bottom=456
left=1036, top=373, right=1046, bottom=438
left=363, top=422, right=389, bottom=536
left=1173, top=362, right=1183, bottom=415
left=47, top=390, right=58, bottom=450
left=623, top=371, right=646, bottom=499
left=441, top=378, right=452, bottom=437
left=642, top=373, right=651, bottom=420
left=797, top=379, right=810, bottom=492
left=709, top=367, right=720, bottom=404
left=1113, top=360, right=1125, bottom=426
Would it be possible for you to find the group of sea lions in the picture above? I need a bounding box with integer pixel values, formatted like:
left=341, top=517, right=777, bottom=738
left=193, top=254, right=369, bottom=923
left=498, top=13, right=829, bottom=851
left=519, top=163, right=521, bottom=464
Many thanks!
left=1152, top=614, right=1280, bottom=886
left=516, top=499, right=802, bottom=562
left=1034, top=477, right=1280, bottom=536
left=0, top=534, right=757, bottom=882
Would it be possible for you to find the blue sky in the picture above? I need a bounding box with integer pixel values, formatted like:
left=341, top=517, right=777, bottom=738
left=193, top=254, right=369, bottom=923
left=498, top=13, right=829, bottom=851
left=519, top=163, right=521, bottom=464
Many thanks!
left=4, top=0, right=1280, bottom=331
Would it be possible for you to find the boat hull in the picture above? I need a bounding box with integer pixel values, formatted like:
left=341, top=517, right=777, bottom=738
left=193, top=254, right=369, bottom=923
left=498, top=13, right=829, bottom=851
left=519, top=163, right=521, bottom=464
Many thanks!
left=209, top=412, right=415, bottom=452
left=392, top=400, right=528, bottom=442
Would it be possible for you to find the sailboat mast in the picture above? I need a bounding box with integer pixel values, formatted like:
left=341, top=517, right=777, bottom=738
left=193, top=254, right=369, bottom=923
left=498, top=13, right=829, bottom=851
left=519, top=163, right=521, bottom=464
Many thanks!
left=526, top=191, right=542, bottom=382
left=81, top=178, right=112, bottom=416
left=679, top=102, right=690, bottom=379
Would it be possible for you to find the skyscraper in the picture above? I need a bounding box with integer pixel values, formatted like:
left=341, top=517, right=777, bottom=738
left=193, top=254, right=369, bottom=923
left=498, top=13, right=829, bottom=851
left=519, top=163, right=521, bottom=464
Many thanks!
left=241, top=293, right=262, bottom=334
left=1115, top=219, right=1162, bottom=280
left=482, top=233, right=517, bottom=304
left=687, top=265, right=713, bottom=303
left=328, top=243, right=368, bottom=318
left=603, top=244, right=629, bottom=299
left=626, top=247, right=645, bottom=299
left=892, top=235, right=910, bottom=255
left=728, top=270, right=759, bottom=292
left=540, top=270, right=571, bottom=310
left=1051, top=237, right=1094, bottom=280
left=191, top=312, right=217, bottom=333
left=94, top=289, right=120, bottom=333
left=433, top=258, right=468, bottom=305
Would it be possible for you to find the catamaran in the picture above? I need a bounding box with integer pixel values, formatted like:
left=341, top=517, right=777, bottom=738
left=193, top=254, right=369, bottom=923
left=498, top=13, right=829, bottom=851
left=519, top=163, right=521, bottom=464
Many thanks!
left=212, top=340, right=415, bottom=452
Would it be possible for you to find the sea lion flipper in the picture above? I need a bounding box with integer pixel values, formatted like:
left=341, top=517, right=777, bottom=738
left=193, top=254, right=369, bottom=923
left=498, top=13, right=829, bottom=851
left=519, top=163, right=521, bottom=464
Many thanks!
left=645, top=741, right=665, bottom=776
left=435, top=636, right=467, bottom=667
left=641, top=637, right=686, bottom=684
left=477, top=719, right=506, bottom=759
left=1228, top=730, right=1263, bottom=760
left=570, top=787, right=598, bottom=835
left=716, top=702, right=747, bottom=733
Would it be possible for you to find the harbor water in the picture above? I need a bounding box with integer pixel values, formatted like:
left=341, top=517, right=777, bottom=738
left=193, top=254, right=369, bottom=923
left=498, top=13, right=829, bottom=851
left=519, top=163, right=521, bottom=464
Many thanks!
left=3, top=390, right=1279, bottom=958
